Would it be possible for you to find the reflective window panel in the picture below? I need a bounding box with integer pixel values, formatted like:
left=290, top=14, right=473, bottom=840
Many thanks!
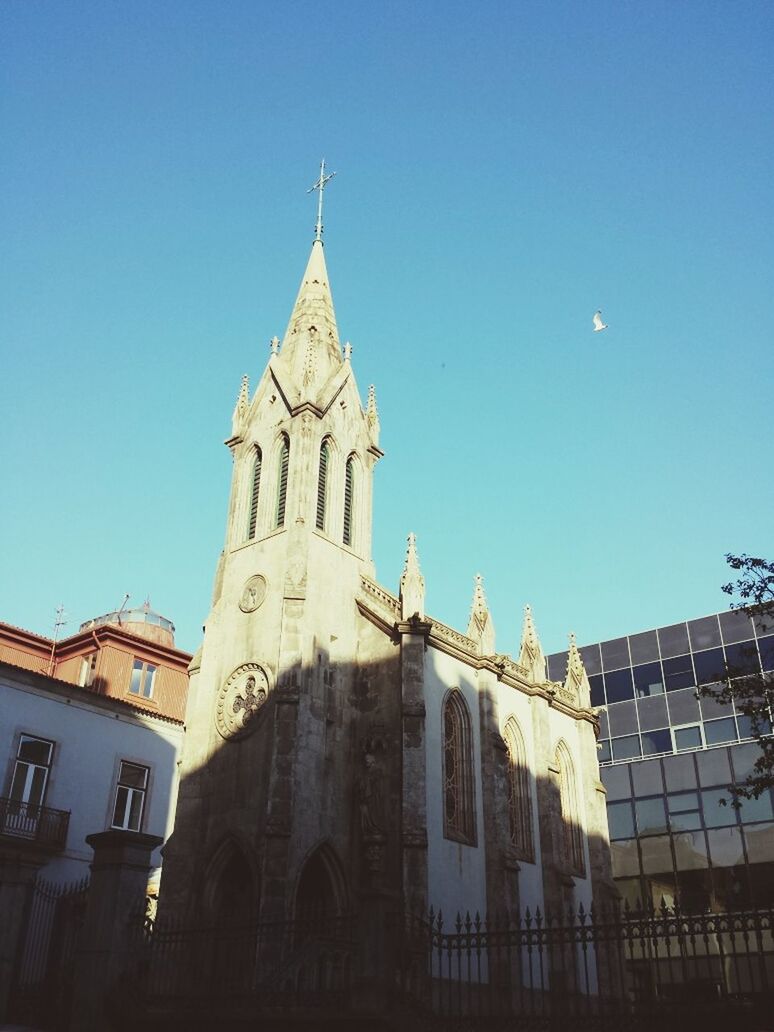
left=608, top=701, right=638, bottom=736
left=674, top=725, right=703, bottom=751
left=689, top=615, right=722, bottom=650
left=693, top=647, right=726, bottom=685
left=601, top=637, right=631, bottom=671
left=612, top=735, right=642, bottom=761
left=598, top=739, right=611, bottom=763
left=629, top=629, right=660, bottom=665
left=704, top=717, right=738, bottom=745
left=663, top=753, right=697, bottom=792
left=633, top=661, right=664, bottom=697
left=696, top=747, right=732, bottom=788
left=701, top=788, right=738, bottom=828
left=658, top=623, right=690, bottom=659
left=758, top=635, right=774, bottom=671
left=635, top=797, right=668, bottom=835
left=737, top=790, right=774, bottom=825
left=698, top=686, right=733, bottom=720
left=724, top=641, right=761, bottom=677
left=631, top=759, right=664, bottom=797
left=642, top=729, right=672, bottom=756
left=720, top=609, right=755, bottom=644
left=589, top=673, right=604, bottom=707
left=663, top=654, right=695, bottom=692
left=579, top=643, right=602, bottom=676
left=637, top=694, right=669, bottom=731
left=608, top=800, right=635, bottom=839
left=667, top=688, right=700, bottom=725
left=605, top=667, right=635, bottom=703
left=601, top=764, right=632, bottom=800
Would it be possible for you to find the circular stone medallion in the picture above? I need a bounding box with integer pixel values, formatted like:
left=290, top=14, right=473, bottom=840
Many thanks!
left=239, top=574, right=267, bottom=614
left=216, top=663, right=270, bottom=741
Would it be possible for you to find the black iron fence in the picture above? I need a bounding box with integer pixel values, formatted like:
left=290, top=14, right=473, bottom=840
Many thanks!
left=141, top=908, right=356, bottom=1007
left=0, top=796, right=70, bottom=849
left=135, top=902, right=774, bottom=1030
left=9, top=874, right=89, bottom=1030
left=399, top=901, right=774, bottom=1028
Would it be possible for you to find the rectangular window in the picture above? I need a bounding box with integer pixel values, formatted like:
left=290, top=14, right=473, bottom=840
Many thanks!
left=111, top=761, right=149, bottom=831
left=129, top=660, right=157, bottom=699
left=672, top=723, right=703, bottom=752
left=79, top=653, right=98, bottom=687
left=10, top=735, right=54, bottom=807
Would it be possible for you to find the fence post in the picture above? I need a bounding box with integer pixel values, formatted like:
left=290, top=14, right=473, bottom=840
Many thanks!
left=0, top=851, right=41, bottom=1021
left=69, top=830, right=162, bottom=1032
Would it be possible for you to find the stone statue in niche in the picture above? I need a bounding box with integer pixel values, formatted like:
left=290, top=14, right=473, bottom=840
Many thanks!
left=357, top=752, right=383, bottom=835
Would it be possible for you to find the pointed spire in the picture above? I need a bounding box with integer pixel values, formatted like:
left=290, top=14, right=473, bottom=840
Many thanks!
left=400, top=532, right=425, bottom=621
left=518, top=604, right=547, bottom=682
left=565, top=632, right=591, bottom=707
left=366, top=384, right=380, bottom=446
left=231, top=374, right=249, bottom=438
left=276, top=240, right=342, bottom=397
left=467, top=574, right=496, bottom=654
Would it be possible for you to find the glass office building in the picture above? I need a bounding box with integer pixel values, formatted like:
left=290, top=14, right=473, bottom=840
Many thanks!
left=547, top=610, right=774, bottom=911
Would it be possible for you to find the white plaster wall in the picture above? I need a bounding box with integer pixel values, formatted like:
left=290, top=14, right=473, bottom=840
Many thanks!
left=0, top=671, right=183, bottom=886
left=424, top=648, right=487, bottom=921
left=495, top=683, right=544, bottom=911
left=547, top=707, right=593, bottom=910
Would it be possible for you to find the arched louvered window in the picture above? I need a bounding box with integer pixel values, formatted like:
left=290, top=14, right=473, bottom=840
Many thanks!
left=275, top=435, right=289, bottom=529
left=555, top=741, right=584, bottom=875
left=443, top=690, right=476, bottom=845
left=248, top=446, right=262, bottom=539
left=343, top=455, right=355, bottom=547
left=504, top=717, right=533, bottom=860
left=316, top=440, right=330, bottom=531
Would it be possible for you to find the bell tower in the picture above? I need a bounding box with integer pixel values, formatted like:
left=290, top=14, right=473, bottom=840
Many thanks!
left=160, top=177, right=386, bottom=922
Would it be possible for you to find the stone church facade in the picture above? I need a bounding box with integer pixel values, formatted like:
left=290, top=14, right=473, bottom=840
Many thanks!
left=159, top=232, right=614, bottom=932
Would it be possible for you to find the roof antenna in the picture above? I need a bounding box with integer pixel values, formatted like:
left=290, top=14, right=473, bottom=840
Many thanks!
left=307, top=159, right=336, bottom=242
left=116, top=593, right=130, bottom=625
left=47, top=603, right=68, bottom=676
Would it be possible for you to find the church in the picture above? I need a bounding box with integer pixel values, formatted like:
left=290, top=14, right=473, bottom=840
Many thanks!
left=158, top=185, right=614, bottom=943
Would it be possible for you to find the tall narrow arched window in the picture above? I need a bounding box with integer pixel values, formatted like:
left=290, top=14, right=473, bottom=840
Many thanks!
left=442, top=690, right=476, bottom=845
left=316, top=440, right=330, bottom=531
left=275, top=435, right=289, bottom=529
left=248, top=446, right=262, bottom=539
left=504, top=717, right=533, bottom=861
left=555, top=741, right=585, bottom=875
left=342, top=455, right=355, bottom=547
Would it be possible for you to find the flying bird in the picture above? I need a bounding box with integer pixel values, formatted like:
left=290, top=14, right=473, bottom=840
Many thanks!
left=592, top=310, right=608, bottom=332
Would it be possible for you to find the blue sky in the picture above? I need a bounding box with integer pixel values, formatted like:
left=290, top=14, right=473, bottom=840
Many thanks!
left=2, top=0, right=772, bottom=657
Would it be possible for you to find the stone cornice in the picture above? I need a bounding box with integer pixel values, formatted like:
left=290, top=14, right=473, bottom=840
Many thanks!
left=356, top=575, right=599, bottom=727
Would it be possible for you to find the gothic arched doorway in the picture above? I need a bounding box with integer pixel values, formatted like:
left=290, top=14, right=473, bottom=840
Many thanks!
left=294, top=843, right=347, bottom=920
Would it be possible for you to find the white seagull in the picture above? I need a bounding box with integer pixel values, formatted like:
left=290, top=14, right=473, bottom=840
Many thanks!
left=592, top=310, right=608, bottom=332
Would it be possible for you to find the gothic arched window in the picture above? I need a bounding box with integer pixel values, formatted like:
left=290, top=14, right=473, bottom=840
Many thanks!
left=443, top=690, right=476, bottom=844
left=316, top=439, right=330, bottom=531
left=555, top=740, right=584, bottom=875
left=248, top=446, right=262, bottom=539
left=343, top=455, right=355, bottom=547
left=275, top=434, right=290, bottom=529
left=503, top=717, right=533, bottom=860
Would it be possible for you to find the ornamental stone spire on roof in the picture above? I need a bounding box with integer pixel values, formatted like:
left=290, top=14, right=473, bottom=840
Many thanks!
left=230, top=374, right=250, bottom=441
left=518, top=604, right=547, bottom=683
left=399, top=532, right=425, bottom=621
left=467, top=573, right=495, bottom=654
left=274, top=238, right=342, bottom=398
left=565, top=632, right=591, bottom=708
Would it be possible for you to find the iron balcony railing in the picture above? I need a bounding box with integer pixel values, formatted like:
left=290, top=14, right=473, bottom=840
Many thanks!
left=0, top=796, right=70, bottom=850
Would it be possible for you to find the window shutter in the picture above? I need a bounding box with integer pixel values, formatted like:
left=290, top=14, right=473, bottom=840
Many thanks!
left=343, top=456, right=355, bottom=546
left=275, top=437, right=289, bottom=528
left=248, top=447, right=262, bottom=539
left=316, top=441, right=329, bottom=531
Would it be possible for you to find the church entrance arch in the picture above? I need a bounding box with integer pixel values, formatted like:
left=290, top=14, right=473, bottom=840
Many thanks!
left=294, top=842, right=348, bottom=919
left=203, top=838, right=258, bottom=927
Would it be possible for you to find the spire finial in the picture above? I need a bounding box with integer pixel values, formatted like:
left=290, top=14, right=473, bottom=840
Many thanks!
left=518, top=604, right=546, bottom=682
left=400, top=532, right=426, bottom=620
left=565, top=631, right=591, bottom=707
left=467, top=573, right=495, bottom=654
left=307, top=158, right=337, bottom=243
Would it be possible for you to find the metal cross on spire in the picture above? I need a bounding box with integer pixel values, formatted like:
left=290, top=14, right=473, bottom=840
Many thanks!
left=307, top=159, right=337, bottom=242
